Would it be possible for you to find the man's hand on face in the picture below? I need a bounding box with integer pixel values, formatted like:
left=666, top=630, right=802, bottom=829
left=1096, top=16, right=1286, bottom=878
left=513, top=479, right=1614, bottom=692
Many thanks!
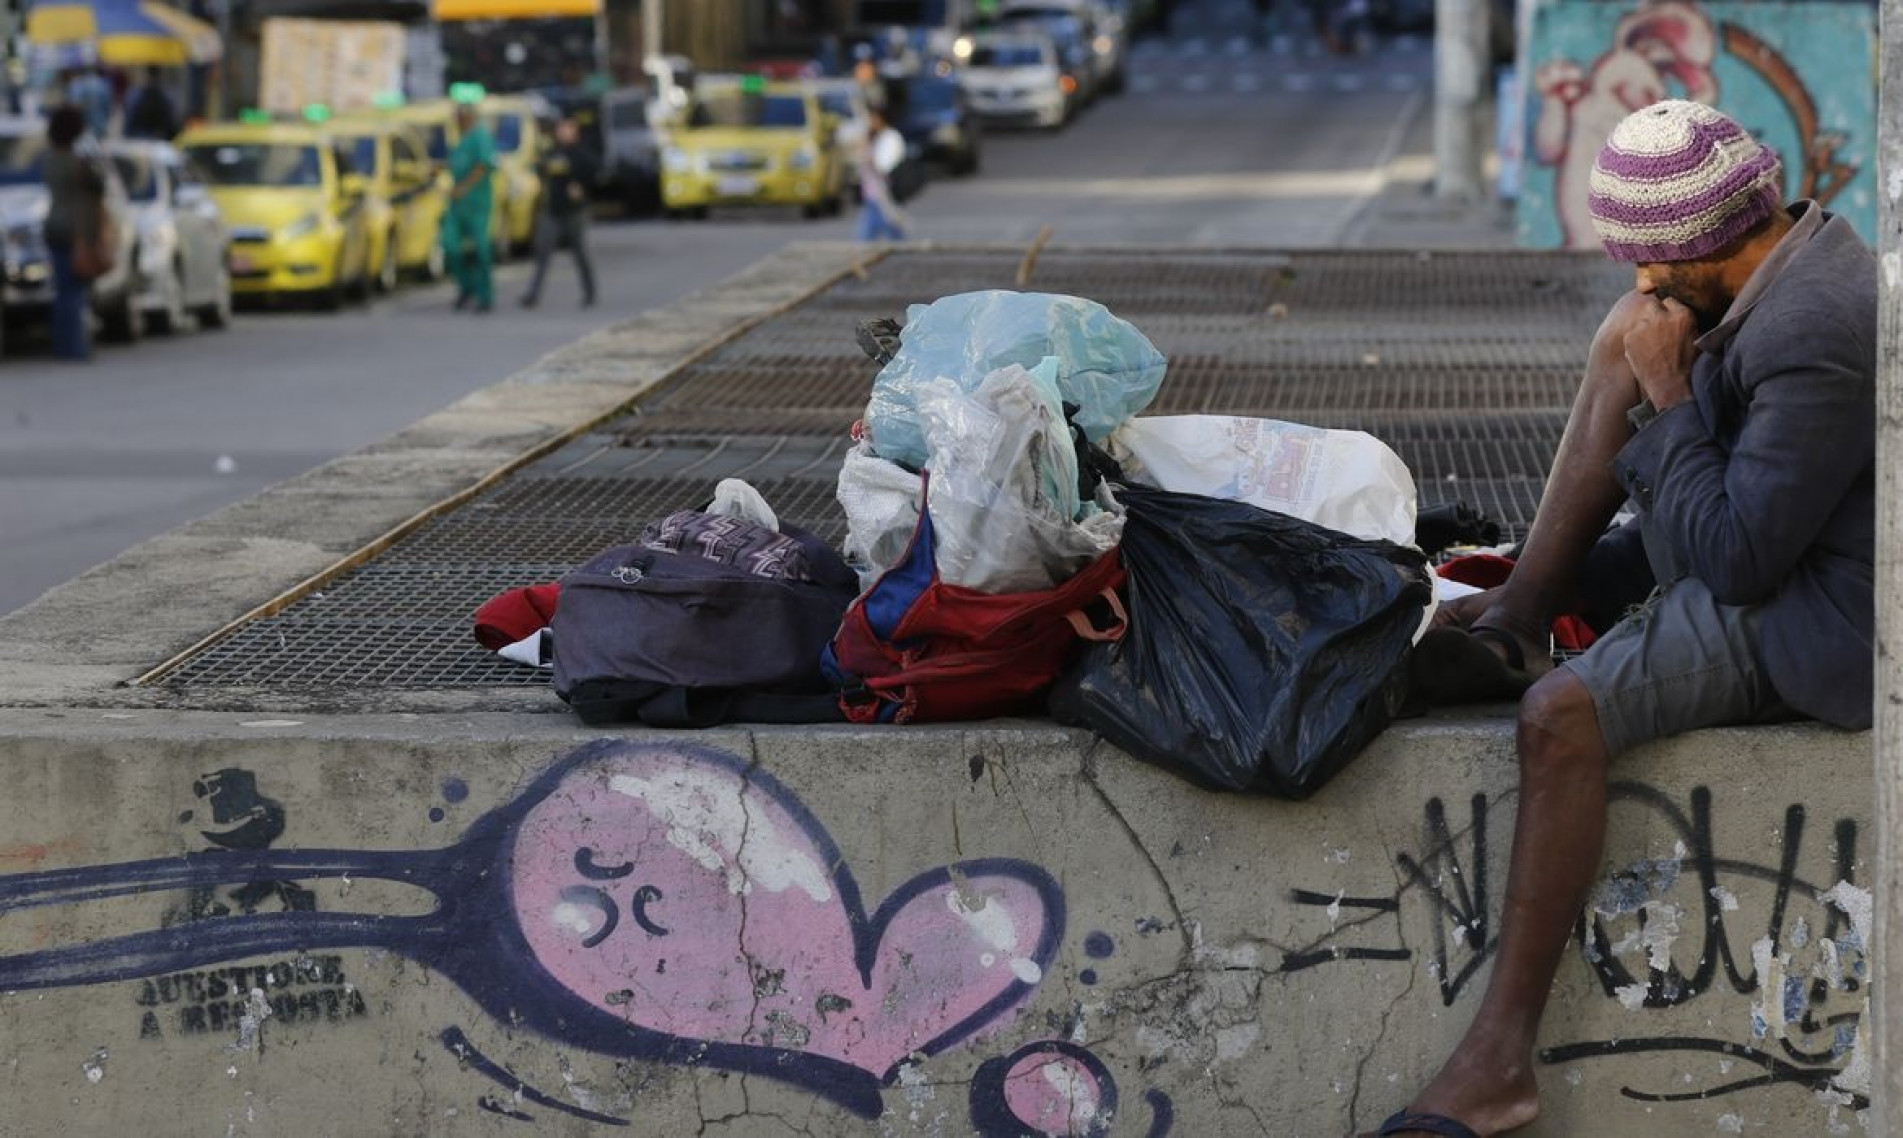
left=1623, top=294, right=1698, bottom=410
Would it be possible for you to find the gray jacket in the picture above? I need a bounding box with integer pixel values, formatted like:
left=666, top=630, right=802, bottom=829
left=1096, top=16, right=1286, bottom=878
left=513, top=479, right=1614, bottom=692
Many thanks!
left=1608, top=205, right=1876, bottom=730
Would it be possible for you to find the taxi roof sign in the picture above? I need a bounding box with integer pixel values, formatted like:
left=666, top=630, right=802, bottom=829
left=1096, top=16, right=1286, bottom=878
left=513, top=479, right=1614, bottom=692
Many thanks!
left=238, top=108, right=272, bottom=124
left=449, top=82, right=486, bottom=104
left=372, top=91, right=405, bottom=110
left=302, top=104, right=332, bottom=123
left=740, top=74, right=767, bottom=95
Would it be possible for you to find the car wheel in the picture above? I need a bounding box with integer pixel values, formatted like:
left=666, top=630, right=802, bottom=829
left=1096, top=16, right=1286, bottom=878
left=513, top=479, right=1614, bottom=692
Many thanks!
left=957, top=149, right=981, bottom=177
left=148, top=261, right=189, bottom=334
left=100, top=285, right=144, bottom=343
left=315, top=275, right=344, bottom=312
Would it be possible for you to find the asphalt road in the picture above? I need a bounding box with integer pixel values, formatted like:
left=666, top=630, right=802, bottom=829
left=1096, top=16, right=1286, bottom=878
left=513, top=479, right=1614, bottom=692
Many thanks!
left=0, top=23, right=1429, bottom=616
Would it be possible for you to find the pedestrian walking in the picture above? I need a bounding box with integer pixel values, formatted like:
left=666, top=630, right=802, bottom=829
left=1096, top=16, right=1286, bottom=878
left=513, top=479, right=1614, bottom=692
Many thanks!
left=124, top=68, right=178, bottom=141
left=42, top=106, right=107, bottom=362
left=63, top=67, right=113, bottom=139
left=520, top=117, right=597, bottom=309
left=441, top=101, right=497, bottom=313
left=854, top=106, right=908, bottom=243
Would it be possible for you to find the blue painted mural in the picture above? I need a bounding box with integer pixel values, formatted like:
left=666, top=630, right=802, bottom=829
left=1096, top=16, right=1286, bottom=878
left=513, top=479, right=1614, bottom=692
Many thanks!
left=1517, top=0, right=1876, bottom=250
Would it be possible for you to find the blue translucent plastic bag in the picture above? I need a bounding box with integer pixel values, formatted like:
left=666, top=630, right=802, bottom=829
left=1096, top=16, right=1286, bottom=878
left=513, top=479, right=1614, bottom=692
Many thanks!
left=865, top=291, right=1168, bottom=472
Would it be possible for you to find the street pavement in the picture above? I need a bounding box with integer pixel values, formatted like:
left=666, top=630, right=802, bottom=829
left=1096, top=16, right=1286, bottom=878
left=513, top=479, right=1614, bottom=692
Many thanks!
left=0, top=21, right=1449, bottom=617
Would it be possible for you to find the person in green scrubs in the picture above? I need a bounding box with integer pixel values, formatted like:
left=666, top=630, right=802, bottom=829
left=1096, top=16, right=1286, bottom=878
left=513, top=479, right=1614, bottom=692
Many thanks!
left=442, top=101, right=496, bottom=313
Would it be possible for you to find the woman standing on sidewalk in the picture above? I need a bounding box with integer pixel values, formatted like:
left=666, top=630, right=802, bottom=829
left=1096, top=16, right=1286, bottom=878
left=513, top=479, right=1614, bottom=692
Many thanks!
left=42, top=106, right=105, bottom=362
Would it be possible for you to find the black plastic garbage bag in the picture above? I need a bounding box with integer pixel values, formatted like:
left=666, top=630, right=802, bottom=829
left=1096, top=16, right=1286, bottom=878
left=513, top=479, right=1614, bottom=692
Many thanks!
left=1051, top=484, right=1433, bottom=797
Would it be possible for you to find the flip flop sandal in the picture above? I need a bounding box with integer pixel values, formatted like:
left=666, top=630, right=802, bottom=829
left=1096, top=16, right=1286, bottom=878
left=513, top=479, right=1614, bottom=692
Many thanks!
left=1408, top=625, right=1537, bottom=706
left=1377, top=1109, right=1482, bottom=1138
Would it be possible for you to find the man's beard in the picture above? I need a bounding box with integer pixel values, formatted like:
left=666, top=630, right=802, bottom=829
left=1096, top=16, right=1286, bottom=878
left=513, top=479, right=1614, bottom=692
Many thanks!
left=1655, top=285, right=1725, bottom=334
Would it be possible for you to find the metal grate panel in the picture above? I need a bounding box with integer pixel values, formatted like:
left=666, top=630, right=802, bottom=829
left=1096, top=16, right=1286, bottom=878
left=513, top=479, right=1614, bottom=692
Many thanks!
left=162, top=250, right=1628, bottom=693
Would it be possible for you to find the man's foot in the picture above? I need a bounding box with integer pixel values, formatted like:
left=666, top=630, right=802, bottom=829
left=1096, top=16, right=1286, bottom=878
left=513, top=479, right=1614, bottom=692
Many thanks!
left=581, top=295, right=595, bottom=309
left=519, top=295, right=538, bottom=309
left=1362, top=1047, right=1541, bottom=1137
left=453, top=292, right=473, bottom=311
left=473, top=301, right=493, bottom=314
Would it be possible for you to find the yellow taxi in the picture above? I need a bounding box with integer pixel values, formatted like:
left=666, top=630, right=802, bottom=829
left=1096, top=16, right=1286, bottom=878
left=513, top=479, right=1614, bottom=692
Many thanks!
left=176, top=120, right=373, bottom=308
left=330, top=116, right=451, bottom=284
left=375, top=98, right=510, bottom=255
left=660, top=78, right=845, bottom=219
left=481, top=94, right=545, bottom=254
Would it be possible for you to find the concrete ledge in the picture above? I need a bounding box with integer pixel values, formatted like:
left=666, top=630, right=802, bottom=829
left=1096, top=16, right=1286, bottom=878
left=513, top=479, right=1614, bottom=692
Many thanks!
left=0, top=714, right=1871, bottom=1135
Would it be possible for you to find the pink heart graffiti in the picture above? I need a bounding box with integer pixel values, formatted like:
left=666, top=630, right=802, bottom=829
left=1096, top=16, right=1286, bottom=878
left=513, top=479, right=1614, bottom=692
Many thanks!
left=509, top=743, right=1063, bottom=1088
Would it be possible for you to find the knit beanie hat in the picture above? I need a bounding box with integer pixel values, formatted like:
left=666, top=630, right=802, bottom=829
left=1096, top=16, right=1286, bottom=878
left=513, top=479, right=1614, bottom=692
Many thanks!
left=1588, top=100, right=1783, bottom=263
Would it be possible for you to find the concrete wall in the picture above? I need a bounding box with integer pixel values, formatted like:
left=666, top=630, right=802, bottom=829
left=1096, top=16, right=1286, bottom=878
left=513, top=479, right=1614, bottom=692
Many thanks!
left=0, top=713, right=1873, bottom=1136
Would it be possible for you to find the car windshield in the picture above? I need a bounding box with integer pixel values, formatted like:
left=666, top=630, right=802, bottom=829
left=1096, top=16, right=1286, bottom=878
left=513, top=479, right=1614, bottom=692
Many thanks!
left=690, top=93, right=807, bottom=129
left=423, top=125, right=448, bottom=161
left=111, top=154, right=159, bottom=201
left=0, top=133, right=48, bottom=186
left=816, top=91, right=858, bottom=118
left=492, top=113, right=525, bottom=152
left=905, top=80, right=958, bottom=113
left=186, top=143, right=323, bottom=187
left=971, top=44, right=1048, bottom=67
left=343, top=136, right=382, bottom=176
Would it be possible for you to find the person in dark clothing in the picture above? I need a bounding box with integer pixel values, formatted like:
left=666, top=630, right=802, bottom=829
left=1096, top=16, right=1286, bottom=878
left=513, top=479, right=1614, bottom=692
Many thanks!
left=1374, top=100, right=1876, bottom=1138
left=42, top=106, right=105, bottom=361
left=520, top=117, right=597, bottom=309
left=124, top=68, right=178, bottom=141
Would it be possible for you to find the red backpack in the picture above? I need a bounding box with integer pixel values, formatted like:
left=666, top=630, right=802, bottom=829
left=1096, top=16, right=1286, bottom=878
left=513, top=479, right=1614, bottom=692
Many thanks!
left=823, top=483, right=1128, bottom=724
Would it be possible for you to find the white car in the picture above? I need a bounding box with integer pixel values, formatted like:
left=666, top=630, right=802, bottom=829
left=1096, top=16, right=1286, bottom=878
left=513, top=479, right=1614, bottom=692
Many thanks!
left=0, top=117, right=145, bottom=344
left=955, top=33, right=1070, bottom=130
left=105, top=141, right=232, bottom=334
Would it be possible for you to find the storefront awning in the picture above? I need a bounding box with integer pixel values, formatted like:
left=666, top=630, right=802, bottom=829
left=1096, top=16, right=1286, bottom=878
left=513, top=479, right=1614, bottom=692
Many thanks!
left=433, top=0, right=599, bottom=20
left=25, top=0, right=223, bottom=66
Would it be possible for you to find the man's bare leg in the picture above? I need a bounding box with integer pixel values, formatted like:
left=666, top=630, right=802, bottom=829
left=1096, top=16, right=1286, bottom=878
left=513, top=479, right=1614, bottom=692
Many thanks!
left=1437, top=291, right=1655, bottom=666
left=1372, top=671, right=1610, bottom=1136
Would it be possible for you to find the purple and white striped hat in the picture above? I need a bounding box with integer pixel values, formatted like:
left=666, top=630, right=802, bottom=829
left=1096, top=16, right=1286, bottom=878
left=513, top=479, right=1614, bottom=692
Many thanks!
left=1588, top=100, right=1783, bottom=263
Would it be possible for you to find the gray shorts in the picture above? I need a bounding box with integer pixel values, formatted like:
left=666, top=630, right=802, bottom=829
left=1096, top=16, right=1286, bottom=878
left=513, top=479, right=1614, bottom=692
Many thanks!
left=1559, top=575, right=1792, bottom=757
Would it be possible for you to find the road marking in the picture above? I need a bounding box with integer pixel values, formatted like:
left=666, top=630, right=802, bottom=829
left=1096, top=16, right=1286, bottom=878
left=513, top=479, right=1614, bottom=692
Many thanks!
left=1333, top=74, right=1365, bottom=92
left=1131, top=74, right=1161, bottom=93
left=1233, top=73, right=1262, bottom=92
left=1385, top=73, right=1420, bottom=91
left=1181, top=37, right=1209, bottom=56
left=1182, top=73, right=1212, bottom=92
left=1226, top=35, right=1253, bottom=55
left=1284, top=74, right=1316, bottom=92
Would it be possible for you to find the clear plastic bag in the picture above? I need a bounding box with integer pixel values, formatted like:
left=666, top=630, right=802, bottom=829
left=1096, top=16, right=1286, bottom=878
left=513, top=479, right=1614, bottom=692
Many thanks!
left=837, top=359, right=1123, bottom=594
left=865, top=290, right=1167, bottom=471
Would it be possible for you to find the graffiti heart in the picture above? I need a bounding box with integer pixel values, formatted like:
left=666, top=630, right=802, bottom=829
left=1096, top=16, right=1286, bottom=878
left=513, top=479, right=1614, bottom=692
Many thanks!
left=0, top=740, right=1065, bottom=1118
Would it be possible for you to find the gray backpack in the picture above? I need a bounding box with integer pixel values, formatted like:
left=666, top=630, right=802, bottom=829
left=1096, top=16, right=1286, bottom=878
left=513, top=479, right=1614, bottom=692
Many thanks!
left=551, top=511, right=856, bottom=726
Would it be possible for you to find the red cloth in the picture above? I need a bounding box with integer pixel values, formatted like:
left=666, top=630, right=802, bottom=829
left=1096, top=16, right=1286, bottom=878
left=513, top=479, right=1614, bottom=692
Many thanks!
left=1435, top=554, right=1597, bottom=652
left=473, top=583, right=561, bottom=652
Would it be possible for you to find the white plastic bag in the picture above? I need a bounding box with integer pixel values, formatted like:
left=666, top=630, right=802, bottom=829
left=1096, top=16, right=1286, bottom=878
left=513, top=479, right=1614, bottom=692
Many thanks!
left=836, top=359, right=1122, bottom=594
left=1108, top=415, right=1417, bottom=547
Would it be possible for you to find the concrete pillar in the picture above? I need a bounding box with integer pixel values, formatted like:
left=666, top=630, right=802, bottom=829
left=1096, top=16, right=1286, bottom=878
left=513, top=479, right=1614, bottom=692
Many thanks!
left=1433, top=0, right=1488, bottom=201
left=1876, top=0, right=1901, bottom=1131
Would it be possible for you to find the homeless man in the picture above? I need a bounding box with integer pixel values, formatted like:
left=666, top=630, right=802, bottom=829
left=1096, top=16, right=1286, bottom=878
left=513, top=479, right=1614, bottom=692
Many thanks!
left=1376, top=100, right=1876, bottom=1138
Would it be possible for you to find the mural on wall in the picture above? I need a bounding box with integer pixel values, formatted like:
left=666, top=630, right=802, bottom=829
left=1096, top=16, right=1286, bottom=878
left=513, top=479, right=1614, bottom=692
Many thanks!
left=1520, top=0, right=1876, bottom=250
left=1282, top=781, right=1873, bottom=1130
left=0, top=740, right=1118, bottom=1128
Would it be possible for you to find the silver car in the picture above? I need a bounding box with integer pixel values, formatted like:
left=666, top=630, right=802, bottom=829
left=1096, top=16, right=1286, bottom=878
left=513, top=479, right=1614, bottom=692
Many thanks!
left=0, top=117, right=145, bottom=344
left=105, top=141, right=232, bottom=334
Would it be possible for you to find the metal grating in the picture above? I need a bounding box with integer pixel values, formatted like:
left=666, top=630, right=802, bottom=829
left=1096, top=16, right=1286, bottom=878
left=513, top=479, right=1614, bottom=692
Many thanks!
left=161, top=250, right=1628, bottom=692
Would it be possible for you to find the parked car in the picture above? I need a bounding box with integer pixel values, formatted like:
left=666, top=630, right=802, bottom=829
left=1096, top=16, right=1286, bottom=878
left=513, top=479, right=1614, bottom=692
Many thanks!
left=104, top=140, right=231, bottom=333
left=482, top=94, right=547, bottom=255
left=176, top=121, right=373, bottom=309
left=955, top=32, right=1071, bottom=129
left=599, top=83, right=660, bottom=212
left=330, top=117, right=450, bottom=284
left=660, top=79, right=846, bottom=220
left=0, top=117, right=145, bottom=343
left=892, top=75, right=980, bottom=176
left=994, top=5, right=1101, bottom=105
